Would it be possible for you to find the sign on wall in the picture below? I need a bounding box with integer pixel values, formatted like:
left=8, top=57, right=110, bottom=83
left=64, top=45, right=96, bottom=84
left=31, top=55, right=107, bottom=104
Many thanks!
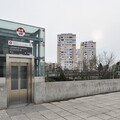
left=8, top=41, right=33, bottom=55
left=16, top=28, right=25, bottom=36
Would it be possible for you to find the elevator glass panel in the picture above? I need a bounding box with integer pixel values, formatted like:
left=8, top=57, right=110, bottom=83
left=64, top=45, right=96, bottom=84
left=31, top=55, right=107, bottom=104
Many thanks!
left=11, top=66, right=18, bottom=89
left=20, top=66, right=27, bottom=89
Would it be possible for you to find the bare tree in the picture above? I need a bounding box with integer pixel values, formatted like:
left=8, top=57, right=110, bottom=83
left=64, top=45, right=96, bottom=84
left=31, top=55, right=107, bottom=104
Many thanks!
left=89, top=55, right=97, bottom=71
left=97, top=51, right=116, bottom=79
left=97, top=51, right=115, bottom=66
left=82, top=51, right=116, bottom=79
left=82, top=58, right=88, bottom=71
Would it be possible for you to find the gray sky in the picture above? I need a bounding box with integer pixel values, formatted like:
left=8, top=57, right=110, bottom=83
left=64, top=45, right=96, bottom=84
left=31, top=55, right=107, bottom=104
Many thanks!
left=0, top=0, right=120, bottom=62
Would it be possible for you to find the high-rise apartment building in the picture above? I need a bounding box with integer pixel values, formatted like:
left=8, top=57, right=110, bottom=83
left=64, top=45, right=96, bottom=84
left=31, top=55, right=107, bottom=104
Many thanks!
left=57, top=33, right=76, bottom=70
left=80, top=40, right=96, bottom=71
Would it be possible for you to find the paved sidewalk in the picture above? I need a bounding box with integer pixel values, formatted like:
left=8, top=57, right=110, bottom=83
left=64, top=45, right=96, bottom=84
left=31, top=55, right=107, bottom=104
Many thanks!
left=1, top=92, right=120, bottom=120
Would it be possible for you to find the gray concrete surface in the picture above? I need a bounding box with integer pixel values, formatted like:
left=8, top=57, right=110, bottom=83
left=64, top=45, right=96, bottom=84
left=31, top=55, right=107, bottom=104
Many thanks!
left=0, top=78, right=7, bottom=109
left=44, top=79, right=120, bottom=102
left=34, top=77, right=46, bottom=104
left=1, top=92, right=120, bottom=120
left=1, top=77, right=120, bottom=110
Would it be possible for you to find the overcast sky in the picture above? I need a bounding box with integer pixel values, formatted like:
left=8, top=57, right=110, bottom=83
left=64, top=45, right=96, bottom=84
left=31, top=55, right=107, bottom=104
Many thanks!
left=0, top=0, right=120, bottom=63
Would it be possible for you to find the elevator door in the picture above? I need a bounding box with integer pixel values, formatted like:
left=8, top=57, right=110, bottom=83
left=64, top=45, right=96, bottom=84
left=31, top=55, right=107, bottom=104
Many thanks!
left=10, top=63, right=29, bottom=105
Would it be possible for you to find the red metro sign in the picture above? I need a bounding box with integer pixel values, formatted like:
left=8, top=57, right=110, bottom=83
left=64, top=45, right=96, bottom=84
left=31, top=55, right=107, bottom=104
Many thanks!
left=16, top=27, right=25, bottom=36
left=8, top=41, right=13, bottom=45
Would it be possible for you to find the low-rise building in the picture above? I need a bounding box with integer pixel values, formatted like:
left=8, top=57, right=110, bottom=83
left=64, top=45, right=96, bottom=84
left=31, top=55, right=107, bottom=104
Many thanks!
left=45, top=62, right=58, bottom=72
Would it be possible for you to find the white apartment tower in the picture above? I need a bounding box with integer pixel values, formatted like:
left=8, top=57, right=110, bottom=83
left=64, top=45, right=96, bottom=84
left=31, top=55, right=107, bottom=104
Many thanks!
left=80, top=40, right=96, bottom=71
left=57, top=33, right=76, bottom=70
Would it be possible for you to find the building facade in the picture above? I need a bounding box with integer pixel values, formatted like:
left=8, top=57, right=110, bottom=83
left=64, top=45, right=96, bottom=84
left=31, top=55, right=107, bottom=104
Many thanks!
left=80, top=40, right=96, bottom=71
left=0, top=19, right=45, bottom=109
left=45, top=62, right=58, bottom=72
left=75, top=49, right=81, bottom=70
left=57, top=33, right=76, bottom=70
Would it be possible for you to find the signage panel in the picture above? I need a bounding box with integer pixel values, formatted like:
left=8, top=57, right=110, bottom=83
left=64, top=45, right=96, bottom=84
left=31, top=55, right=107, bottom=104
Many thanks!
left=8, top=41, right=32, bottom=55
left=8, top=41, right=32, bottom=47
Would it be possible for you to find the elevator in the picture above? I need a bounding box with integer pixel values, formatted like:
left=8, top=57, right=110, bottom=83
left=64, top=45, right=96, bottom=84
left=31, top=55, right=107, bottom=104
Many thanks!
left=6, top=54, right=34, bottom=107
left=10, top=63, right=29, bottom=105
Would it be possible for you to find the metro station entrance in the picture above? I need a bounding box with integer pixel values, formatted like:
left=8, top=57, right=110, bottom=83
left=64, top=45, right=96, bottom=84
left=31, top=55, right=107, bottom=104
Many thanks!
left=6, top=54, right=34, bottom=107
left=0, top=19, right=45, bottom=109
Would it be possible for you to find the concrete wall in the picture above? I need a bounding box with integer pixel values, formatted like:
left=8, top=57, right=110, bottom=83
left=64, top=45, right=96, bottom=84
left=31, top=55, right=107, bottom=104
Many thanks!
left=1, top=77, right=120, bottom=109
left=34, top=77, right=46, bottom=104
left=0, top=78, right=7, bottom=109
left=39, top=79, right=120, bottom=103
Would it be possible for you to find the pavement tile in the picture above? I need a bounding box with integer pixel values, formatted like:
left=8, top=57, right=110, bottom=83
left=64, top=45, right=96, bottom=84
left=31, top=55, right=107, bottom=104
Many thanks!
left=56, top=110, right=72, bottom=117
left=0, top=111, right=9, bottom=118
left=75, top=106, right=91, bottom=111
left=0, top=117, right=11, bottom=120
left=6, top=104, right=48, bottom=117
left=95, top=113, right=114, bottom=120
left=67, top=108, right=81, bottom=114
left=112, top=104, right=120, bottom=109
left=105, top=111, right=120, bottom=117
left=109, top=117, right=120, bottom=120
left=39, top=110, right=54, bottom=115
left=54, top=118, right=66, bottom=120
left=76, top=112, right=92, bottom=119
left=85, top=116, right=103, bottom=120
left=44, top=104, right=58, bottom=109
left=63, top=114, right=83, bottom=120
left=26, top=112, right=47, bottom=120
left=113, top=109, right=120, bottom=113
left=93, top=108, right=109, bottom=114
left=40, top=110, right=60, bottom=120
left=61, top=106, right=74, bottom=111
left=50, top=108, right=64, bottom=112
left=2, top=92, right=120, bottom=120
left=11, top=114, right=29, bottom=120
